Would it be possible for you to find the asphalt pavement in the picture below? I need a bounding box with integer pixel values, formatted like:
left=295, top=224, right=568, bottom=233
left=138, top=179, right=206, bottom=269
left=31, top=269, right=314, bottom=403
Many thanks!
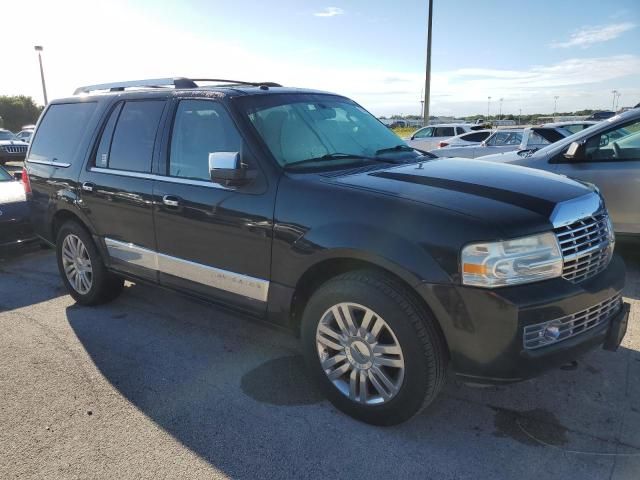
left=0, top=242, right=638, bottom=480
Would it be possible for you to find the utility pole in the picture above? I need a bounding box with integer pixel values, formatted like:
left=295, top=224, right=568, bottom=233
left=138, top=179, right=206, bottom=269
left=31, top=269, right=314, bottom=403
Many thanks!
left=487, top=96, right=491, bottom=121
left=499, top=98, right=503, bottom=120
left=554, top=96, right=559, bottom=118
left=519, top=108, right=522, bottom=125
left=615, top=92, right=621, bottom=111
left=611, top=90, right=618, bottom=111
left=422, top=0, right=433, bottom=126
left=34, top=45, right=48, bottom=105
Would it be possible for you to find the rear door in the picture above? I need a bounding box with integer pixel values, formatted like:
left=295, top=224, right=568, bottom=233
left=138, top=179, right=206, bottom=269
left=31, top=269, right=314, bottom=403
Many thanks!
left=406, top=127, right=434, bottom=150
left=554, top=119, right=640, bottom=235
left=476, top=131, right=522, bottom=158
left=78, top=97, right=168, bottom=281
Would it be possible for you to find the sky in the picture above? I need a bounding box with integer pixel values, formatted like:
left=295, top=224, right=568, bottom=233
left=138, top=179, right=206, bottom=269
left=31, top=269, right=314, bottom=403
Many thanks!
left=2, top=0, right=639, bottom=117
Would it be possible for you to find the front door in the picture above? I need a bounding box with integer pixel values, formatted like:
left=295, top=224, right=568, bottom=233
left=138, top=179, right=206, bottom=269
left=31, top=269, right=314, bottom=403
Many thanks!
left=553, top=118, right=640, bottom=235
left=152, top=99, right=275, bottom=313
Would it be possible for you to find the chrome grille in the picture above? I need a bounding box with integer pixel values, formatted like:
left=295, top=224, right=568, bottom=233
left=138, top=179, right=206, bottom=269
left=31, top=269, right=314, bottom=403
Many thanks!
left=524, top=294, right=622, bottom=350
left=554, top=213, right=612, bottom=283
left=3, top=145, right=28, bottom=154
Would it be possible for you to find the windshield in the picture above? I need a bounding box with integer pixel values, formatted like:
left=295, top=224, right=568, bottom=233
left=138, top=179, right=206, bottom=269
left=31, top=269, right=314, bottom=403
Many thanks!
left=237, top=94, right=420, bottom=168
left=0, top=131, right=15, bottom=141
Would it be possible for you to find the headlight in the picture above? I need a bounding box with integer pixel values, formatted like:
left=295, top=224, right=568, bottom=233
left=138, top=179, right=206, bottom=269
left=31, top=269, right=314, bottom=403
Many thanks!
left=461, top=232, right=563, bottom=287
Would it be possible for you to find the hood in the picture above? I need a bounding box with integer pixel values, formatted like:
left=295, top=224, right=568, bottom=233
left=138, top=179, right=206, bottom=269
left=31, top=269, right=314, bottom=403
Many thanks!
left=332, top=158, right=594, bottom=237
left=478, top=150, right=528, bottom=163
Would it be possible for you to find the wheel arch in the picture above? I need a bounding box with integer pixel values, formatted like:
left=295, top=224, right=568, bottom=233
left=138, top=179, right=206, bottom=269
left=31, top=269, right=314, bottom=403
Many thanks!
left=288, top=255, right=450, bottom=360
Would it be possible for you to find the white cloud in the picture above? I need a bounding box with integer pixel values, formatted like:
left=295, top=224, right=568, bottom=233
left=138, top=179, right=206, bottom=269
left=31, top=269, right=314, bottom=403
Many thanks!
left=1, top=0, right=638, bottom=117
left=550, top=22, right=636, bottom=49
left=313, top=7, right=344, bottom=17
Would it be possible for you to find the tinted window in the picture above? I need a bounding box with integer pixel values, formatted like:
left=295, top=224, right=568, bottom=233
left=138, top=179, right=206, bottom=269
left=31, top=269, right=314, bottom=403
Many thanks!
left=108, top=100, right=165, bottom=172
left=169, top=100, right=242, bottom=181
left=433, top=127, right=455, bottom=137
left=462, top=131, right=490, bottom=142
left=94, top=103, right=123, bottom=168
left=0, top=131, right=14, bottom=141
left=28, top=102, right=97, bottom=164
left=456, top=127, right=465, bottom=135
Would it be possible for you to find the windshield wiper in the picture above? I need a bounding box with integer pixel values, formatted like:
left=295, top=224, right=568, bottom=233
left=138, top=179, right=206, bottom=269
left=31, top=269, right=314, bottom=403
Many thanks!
left=375, top=144, right=415, bottom=155
left=284, top=152, right=397, bottom=169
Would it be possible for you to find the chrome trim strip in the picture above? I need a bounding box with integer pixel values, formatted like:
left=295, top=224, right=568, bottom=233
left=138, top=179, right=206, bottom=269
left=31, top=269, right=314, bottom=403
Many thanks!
left=104, top=237, right=269, bottom=302
left=90, top=167, right=228, bottom=190
left=26, top=159, right=72, bottom=168
left=550, top=192, right=604, bottom=228
left=105, top=238, right=158, bottom=270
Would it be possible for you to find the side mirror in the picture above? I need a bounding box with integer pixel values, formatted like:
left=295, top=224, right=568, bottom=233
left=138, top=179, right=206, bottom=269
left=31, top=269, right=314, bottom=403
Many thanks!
left=209, top=152, right=247, bottom=186
left=563, top=141, right=586, bottom=161
left=13, top=171, right=23, bottom=181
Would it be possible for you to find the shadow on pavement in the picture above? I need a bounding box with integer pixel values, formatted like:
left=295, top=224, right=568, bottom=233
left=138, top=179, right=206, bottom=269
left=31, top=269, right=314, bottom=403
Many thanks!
left=65, top=278, right=640, bottom=479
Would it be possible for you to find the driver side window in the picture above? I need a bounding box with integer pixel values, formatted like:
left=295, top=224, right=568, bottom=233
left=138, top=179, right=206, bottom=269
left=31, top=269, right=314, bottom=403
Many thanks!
left=583, top=120, right=640, bottom=163
left=413, top=127, right=433, bottom=139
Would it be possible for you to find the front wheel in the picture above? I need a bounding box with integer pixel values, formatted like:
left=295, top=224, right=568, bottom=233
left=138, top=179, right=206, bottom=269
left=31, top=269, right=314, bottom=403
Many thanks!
left=301, top=270, right=448, bottom=426
left=56, top=221, right=124, bottom=305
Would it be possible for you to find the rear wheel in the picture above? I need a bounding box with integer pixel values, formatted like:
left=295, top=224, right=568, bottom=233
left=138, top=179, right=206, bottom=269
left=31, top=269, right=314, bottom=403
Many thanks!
left=301, top=270, right=447, bottom=425
left=56, top=221, right=123, bottom=305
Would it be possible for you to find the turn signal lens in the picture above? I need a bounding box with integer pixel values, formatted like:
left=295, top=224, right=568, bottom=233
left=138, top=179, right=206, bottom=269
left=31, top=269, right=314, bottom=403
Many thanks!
left=461, top=232, right=563, bottom=288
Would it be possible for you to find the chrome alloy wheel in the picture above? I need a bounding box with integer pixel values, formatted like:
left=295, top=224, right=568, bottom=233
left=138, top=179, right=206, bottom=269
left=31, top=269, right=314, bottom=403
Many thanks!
left=61, top=234, right=93, bottom=295
left=316, top=303, right=405, bottom=405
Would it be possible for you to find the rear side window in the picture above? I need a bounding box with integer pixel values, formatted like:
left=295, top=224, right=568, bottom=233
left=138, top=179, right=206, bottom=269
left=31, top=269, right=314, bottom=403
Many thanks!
left=462, top=131, right=490, bottom=142
left=456, top=127, right=466, bottom=135
left=103, top=100, right=165, bottom=172
left=29, top=102, right=97, bottom=165
left=433, top=127, right=455, bottom=137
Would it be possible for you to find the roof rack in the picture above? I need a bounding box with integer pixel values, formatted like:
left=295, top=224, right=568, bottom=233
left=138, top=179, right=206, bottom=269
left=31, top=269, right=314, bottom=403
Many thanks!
left=73, top=77, right=282, bottom=95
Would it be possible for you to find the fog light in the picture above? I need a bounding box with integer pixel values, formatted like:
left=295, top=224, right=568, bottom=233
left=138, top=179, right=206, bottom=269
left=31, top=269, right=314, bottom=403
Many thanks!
left=542, top=323, right=561, bottom=342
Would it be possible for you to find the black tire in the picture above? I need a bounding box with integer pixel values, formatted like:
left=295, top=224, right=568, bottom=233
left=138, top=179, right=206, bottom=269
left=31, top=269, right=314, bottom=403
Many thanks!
left=56, top=221, right=124, bottom=305
left=301, top=270, right=448, bottom=426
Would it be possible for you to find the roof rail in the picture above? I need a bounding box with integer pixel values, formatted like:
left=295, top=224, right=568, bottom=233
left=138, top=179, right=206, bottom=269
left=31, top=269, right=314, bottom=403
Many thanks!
left=73, top=77, right=281, bottom=95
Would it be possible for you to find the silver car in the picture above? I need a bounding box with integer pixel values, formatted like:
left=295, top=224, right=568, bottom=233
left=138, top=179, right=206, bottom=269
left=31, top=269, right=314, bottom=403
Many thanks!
left=481, top=109, right=640, bottom=235
left=431, top=127, right=568, bottom=159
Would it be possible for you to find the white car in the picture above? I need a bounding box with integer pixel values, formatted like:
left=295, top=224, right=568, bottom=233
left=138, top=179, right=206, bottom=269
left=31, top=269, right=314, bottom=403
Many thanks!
left=404, top=124, right=480, bottom=151
left=15, top=129, right=34, bottom=143
left=431, top=127, right=568, bottom=159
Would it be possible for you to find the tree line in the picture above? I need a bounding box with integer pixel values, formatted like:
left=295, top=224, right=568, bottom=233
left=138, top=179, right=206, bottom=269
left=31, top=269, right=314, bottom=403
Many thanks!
left=0, top=96, right=43, bottom=132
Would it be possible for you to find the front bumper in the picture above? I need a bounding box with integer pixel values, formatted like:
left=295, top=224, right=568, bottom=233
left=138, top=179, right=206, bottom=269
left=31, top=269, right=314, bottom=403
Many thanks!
left=416, top=253, right=627, bottom=383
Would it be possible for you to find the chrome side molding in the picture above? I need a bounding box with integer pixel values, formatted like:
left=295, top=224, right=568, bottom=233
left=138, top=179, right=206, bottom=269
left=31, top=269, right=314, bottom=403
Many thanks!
left=104, top=238, right=269, bottom=302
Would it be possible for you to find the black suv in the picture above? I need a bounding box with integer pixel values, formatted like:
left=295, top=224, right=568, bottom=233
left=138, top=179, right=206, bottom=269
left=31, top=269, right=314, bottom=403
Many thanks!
left=26, top=78, right=629, bottom=425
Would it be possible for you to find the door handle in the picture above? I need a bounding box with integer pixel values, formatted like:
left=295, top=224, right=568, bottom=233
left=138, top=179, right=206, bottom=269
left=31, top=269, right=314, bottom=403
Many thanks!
left=81, top=182, right=95, bottom=192
left=162, top=195, right=180, bottom=207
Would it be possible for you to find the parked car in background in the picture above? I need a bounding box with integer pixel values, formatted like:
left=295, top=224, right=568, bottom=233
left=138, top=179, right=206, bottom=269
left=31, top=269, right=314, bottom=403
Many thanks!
left=0, top=129, right=29, bottom=165
left=482, top=109, right=640, bottom=235
left=26, top=77, right=628, bottom=425
left=434, top=129, right=491, bottom=148
left=586, top=111, right=616, bottom=121
left=405, top=123, right=481, bottom=150
left=540, top=121, right=597, bottom=134
left=433, top=127, right=572, bottom=159
left=15, top=129, right=34, bottom=143
left=0, top=165, right=36, bottom=249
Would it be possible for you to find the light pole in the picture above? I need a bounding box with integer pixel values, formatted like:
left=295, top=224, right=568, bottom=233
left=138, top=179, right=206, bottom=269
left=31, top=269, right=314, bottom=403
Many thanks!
left=34, top=45, right=48, bottom=105
left=422, top=0, right=433, bottom=126
left=554, top=96, right=559, bottom=118
left=499, top=98, right=503, bottom=120
left=615, top=92, right=621, bottom=111
left=519, top=108, right=522, bottom=125
left=487, top=96, right=491, bottom=121
left=611, top=90, right=618, bottom=111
